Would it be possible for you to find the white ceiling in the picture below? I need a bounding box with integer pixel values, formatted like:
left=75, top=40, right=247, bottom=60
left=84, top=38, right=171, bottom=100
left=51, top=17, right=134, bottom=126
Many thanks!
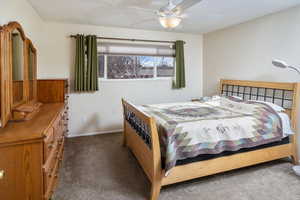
left=28, top=0, right=300, bottom=33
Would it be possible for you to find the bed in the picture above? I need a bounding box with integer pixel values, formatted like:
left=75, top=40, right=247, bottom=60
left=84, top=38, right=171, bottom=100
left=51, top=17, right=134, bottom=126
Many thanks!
left=121, top=79, right=300, bottom=200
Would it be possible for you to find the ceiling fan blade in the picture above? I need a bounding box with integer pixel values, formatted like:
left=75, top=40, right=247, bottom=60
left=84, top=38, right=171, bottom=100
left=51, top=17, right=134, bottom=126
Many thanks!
left=128, top=6, right=157, bottom=14
left=172, top=0, right=202, bottom=13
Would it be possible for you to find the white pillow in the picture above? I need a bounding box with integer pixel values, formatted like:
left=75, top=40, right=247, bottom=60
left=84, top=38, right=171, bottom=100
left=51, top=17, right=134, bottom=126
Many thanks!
left=278, top=112, right=294, bottom=136
left=249, top=100, right=285, bottom=112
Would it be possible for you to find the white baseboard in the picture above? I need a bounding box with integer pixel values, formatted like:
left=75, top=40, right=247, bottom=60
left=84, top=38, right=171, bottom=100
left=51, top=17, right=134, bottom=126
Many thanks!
left=67, top=129, right=123, bottom=138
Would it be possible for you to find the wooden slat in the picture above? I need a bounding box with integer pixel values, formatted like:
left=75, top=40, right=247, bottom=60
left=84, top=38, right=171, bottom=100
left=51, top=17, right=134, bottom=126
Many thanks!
left=162, top=144, right=293, bottom=186
left=220, top=79, right=295, bottom=90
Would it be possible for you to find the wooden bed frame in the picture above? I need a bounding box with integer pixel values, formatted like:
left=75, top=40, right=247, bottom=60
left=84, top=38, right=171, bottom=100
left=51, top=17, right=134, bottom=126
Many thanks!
left=122, top=79, right=300, bottom=200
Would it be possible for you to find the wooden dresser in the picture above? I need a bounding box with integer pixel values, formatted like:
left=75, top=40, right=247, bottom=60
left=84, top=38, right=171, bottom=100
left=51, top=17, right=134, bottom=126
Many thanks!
left=0, top=79, right=69, bottom=200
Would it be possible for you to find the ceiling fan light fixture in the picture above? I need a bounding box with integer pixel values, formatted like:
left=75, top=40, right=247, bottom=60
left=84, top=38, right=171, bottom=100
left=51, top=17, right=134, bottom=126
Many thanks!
left=159, top=16, right=181, bottom=28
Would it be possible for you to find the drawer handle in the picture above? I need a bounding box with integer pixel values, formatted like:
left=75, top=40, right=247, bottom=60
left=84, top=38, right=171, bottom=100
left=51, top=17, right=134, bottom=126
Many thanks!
left=58, top=136, right=64, bottom=143
left=48, top=144, right=54, bottom=149
left=0, top=170, right=5, bottom=179
left=48, top=171, right=52, bottom=178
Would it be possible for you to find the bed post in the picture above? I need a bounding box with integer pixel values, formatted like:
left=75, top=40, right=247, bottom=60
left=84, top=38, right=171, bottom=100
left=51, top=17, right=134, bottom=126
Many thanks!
left=291, top=83, right=300, bottom=165
left=219, top=79, right=224, bottom=95
left=121, top=99, right=127, bottom=147
left=149, top=117, right=162, bottom=200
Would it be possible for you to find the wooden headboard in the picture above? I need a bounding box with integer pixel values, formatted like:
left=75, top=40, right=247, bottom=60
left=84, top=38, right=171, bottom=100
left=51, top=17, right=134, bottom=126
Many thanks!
left=219, top=79, right=300, bottom=131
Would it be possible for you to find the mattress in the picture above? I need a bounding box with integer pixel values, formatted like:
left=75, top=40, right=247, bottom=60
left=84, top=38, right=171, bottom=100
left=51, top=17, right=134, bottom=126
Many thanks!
left=171, top=110, right=292, bottom=167
left=174, top=136, right=290, bottom=167
left=141, top=96, right=292, bottom=173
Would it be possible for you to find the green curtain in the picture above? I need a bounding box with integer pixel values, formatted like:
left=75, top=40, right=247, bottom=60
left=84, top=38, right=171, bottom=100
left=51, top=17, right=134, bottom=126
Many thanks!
left=74, top=34, right=85, bottom=91
left=74, top=35, right=99, bottom=92
left=173, top=40, right=186, bottom=89
left=86, top=35, right=99, bottom=91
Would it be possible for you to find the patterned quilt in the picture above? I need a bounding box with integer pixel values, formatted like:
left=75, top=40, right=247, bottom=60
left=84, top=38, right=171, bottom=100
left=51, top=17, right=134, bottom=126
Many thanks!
left=139, top=96, right=283, bottom=175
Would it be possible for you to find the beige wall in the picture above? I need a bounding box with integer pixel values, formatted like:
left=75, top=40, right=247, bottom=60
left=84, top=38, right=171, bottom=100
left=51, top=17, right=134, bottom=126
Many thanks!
left=203, top=6, right=300, bottom=157
left=0, top=0, right=44, bottom=59
left=203, top=6, right=300, bottom=96
left=39, top=22, right=203, bottom=137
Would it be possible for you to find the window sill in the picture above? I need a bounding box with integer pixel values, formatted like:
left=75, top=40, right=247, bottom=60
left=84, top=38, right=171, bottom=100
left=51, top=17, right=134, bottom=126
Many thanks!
left=99, top=77, right=173, bottom=82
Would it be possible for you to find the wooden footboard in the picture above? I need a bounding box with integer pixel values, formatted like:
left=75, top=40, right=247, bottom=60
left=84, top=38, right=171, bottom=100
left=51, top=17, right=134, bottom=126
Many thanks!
left=122, top=99, right=163, bottom=200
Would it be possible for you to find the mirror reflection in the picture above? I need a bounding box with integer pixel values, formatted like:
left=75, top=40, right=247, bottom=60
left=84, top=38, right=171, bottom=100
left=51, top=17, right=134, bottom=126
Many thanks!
left=28, top=46, right=35, bottom=101
left=12, top=29, right=24, bottom=105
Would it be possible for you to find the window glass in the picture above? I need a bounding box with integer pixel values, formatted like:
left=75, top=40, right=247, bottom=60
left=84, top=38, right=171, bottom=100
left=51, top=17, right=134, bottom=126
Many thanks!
left=107, top=56, right=136, bottom=79
left=157, top=57, right=174, bottom=77
left=98, top=55, right=105, bottom=78
left=137, top=56, right=155, bottom=78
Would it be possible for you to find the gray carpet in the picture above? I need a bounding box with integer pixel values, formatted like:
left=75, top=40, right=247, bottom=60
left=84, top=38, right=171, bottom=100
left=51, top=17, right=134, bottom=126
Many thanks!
left=53, top=133, right=300, bottom=200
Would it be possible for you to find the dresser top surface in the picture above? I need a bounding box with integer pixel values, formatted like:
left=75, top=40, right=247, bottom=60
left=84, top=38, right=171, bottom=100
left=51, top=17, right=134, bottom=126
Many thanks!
left=0, top=103, right=65, bottom=145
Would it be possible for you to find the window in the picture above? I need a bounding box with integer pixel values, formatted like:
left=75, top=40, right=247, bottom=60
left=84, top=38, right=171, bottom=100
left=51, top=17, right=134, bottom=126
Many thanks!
left=157, top=57, right=174, bottom=77
left=98, top=42, right=175, bottom=79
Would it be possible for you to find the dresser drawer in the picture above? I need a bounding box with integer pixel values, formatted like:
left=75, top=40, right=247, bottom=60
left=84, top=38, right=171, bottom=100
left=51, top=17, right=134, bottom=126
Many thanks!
left=44, top=111, right=65, bottom=160
left=44, top=141, right=64, bottom=199
left=44, top=127, right=54, bottom=159
left=44, top=174, right=58, bottom=200
left=44, top=160, right=60, bottom=200
left=55, top=122, right=64, bottom=141
left=52, top=114, right=61, bottom=131
left=43, top=144, right=59, bottom=179
left=44, top=135, right=64, bottom=170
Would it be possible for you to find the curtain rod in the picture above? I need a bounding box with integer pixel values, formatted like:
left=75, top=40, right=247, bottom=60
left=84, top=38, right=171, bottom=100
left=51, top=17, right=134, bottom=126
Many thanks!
left=69, top=35, right=185, bottom=44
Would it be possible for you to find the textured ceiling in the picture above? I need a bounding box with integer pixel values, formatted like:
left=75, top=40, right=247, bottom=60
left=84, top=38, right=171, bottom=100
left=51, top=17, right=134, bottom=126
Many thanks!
left=28, top=0, right=300, bottom=33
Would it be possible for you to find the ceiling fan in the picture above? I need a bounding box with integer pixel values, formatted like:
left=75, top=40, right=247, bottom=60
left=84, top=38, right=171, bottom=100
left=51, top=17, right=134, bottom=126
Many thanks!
left=132, top=0, right=203, bottom=29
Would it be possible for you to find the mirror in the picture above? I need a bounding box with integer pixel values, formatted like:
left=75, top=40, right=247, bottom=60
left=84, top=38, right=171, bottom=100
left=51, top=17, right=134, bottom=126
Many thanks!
left=0, top=21, right=39, bottom=127
left=11, top=29, right=25, bottom=106
left=28, top=43, right=36, bottom=101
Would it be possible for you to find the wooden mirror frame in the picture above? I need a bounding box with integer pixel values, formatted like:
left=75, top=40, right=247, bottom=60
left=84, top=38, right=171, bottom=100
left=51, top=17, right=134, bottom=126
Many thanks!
left=0, top=21, right=38, bottom=127
left=0, top=24, right=14, bottom=127
left=26, top=38, right=37, bottom=103
left=8, top=21, right=27, bottom=108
